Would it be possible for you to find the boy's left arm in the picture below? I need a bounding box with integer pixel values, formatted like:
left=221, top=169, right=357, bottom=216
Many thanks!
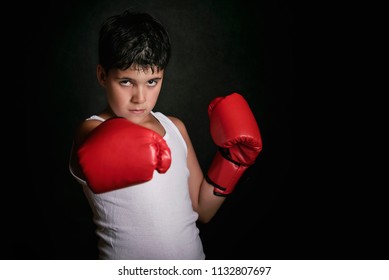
left=205, top=93, right=262, bottom=197
left=169, top=116, right=225, bottom=223
left=178, top=93, right=263, bottom=223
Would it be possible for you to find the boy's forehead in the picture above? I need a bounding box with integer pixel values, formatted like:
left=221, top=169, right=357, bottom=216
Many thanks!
left=113, top=66, right=163, bottom=78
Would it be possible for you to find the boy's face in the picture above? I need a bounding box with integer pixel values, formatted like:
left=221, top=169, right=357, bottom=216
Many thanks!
left=98, top=65, right=164, bottom=125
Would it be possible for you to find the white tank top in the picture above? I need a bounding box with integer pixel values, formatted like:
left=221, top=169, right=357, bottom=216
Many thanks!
left=69, top=112, right=205, bottom=259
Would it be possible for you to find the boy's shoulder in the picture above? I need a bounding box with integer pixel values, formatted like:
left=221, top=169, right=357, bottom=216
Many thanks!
left=165, top=115, right=184, bottom=127
left=166, top=115, right=181, bottom=124
left=164, top=115, right=188, bottom=135
left=153, top=111, right=183, bottom=126
left=153, top=112, right=189, bottom=137
left=73, top=117, right=103, bottom=147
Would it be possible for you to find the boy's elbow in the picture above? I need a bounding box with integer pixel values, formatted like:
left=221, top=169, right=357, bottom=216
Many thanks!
left=197, top=215, right=213, bottom=224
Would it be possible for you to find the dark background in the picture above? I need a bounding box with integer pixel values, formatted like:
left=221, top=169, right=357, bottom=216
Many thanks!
left=7, top=0, right=387, bottom=260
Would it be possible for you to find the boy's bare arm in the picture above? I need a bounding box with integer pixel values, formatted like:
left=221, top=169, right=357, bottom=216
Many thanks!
left=169, top=116, right=226, bottom=223
left=169, top=93, right=262, bottom=223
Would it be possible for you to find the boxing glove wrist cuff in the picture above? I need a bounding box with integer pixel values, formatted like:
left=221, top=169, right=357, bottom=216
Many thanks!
left=206, top=149, right=248, bottom=196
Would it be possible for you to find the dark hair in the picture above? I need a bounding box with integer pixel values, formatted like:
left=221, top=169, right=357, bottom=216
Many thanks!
left=98, top=10, right=171, bottom=73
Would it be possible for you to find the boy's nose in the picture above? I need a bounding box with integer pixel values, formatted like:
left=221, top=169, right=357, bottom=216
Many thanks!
left=131, top=87, right=146, bottom=103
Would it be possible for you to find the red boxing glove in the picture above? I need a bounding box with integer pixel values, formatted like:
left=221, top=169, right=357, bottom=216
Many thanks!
left=77, top=117, right=171, bottom=194
left=206, top=93, right=262, bottom=196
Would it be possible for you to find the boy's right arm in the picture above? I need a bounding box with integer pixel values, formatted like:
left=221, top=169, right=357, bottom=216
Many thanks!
left=70, top=119, right=102, bottom=182
left=75, top=117, right=172, bottom=194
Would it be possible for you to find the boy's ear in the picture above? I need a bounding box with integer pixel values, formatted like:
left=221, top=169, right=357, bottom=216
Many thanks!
left=96, top=64, right=107, bottom=87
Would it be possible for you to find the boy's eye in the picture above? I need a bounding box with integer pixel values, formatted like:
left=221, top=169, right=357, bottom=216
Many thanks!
left=120, top=80, right=132, bottom=86
left=147, top=80, right=157, bottom=86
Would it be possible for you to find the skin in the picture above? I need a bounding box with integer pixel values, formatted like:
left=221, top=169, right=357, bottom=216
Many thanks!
left=70, top=64, right=225, bottom=223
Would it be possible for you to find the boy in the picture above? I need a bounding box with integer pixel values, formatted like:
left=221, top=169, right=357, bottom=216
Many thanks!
left=69, top=9, right=262, bottom=259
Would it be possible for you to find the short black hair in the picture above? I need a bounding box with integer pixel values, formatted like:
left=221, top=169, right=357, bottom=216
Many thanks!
left=98, top=10, right=171, bottom=73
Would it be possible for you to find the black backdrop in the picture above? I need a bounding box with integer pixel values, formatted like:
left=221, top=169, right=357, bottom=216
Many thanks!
left=12, top=0, right=295, bottom=259
left=6, top=0, right=388, bottom=261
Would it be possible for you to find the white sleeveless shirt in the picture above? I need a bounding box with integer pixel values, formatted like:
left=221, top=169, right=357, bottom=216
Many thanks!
left=69, top=112, right=205, bottom=259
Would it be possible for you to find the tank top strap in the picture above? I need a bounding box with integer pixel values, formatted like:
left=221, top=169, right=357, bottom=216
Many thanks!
left=86, top=115, right=106, bottom=122
left=151, top=111, right=187, bottom=154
